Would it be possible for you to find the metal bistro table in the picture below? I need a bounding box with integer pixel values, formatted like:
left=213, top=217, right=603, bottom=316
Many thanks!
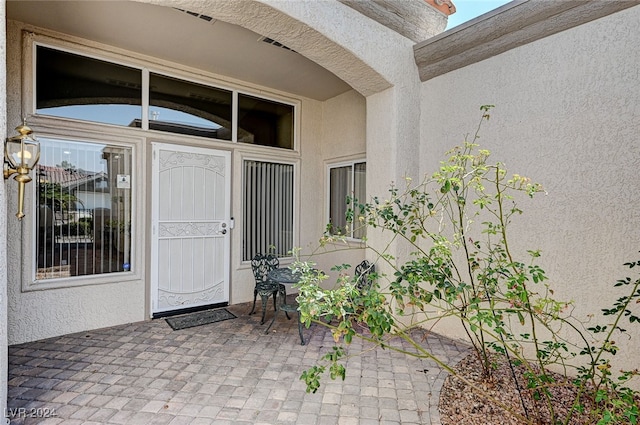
left=265, top=267, right=305, bottom=345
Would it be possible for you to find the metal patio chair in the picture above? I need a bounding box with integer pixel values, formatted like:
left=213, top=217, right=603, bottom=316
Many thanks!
left=348, top=260, right=377, bottom=329
left=249, top=253, right=286, bottom=324
left=355, top=259, right=375, bottom=293
left=264, top=267, right=305, bottom=345
left=265, top=297, right=305, bottom=345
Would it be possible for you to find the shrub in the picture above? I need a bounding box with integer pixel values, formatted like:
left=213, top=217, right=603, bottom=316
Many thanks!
left=296, top=106, right=639, bottom=424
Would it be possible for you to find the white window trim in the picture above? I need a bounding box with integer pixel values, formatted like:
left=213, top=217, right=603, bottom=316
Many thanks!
left=19, top=28, right=305, bottom=287
left=236, top=90, right=299, bottom=150
left=22, top=128, right=144, bottom=292
left=26, top=32, right=300, bottom=151
left=326, top=158, right=366, bottom=242
left=239, top=154, right=300, bottom=264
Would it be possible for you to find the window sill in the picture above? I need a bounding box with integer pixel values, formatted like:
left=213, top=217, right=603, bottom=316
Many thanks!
left=323, top=236, right=366, bottom=248
left=23, top=271, right=140, bottom=292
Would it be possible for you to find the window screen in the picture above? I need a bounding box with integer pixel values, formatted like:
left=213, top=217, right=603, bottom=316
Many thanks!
left=243, top=160, right=294, bottom=260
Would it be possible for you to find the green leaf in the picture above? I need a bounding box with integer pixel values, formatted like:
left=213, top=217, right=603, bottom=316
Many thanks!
left=440, top=180, right=451, bottom=194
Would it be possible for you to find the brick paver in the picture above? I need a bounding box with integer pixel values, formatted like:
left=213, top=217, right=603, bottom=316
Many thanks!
left=7, top=300, right=469, bottom=424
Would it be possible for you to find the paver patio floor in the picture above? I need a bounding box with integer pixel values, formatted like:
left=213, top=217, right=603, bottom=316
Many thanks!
left=7, top=300, right=470, bottom=425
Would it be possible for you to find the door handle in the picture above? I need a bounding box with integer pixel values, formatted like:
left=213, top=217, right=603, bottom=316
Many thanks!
left=220, top=229, right=227, bottom=235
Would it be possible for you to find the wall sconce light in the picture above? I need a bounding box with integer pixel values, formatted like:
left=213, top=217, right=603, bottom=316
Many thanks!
left=4, top=121, right=41, bottom=220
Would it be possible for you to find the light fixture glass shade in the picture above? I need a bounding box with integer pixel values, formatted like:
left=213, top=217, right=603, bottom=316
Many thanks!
left=4, top=123, right=41, bottom=219
left=5, top=124, right=40, bottom=169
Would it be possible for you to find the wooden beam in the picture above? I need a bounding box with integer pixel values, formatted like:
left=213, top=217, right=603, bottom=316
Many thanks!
left=339, top=0, right=447, bottom=43
left=414, top=0, right=640, bottom=81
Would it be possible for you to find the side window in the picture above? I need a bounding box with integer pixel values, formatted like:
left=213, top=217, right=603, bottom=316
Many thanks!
left=328, top=161, right=366, bottom=240
left=242, top=160, right=294, bottom=260
left=35, top=138, right=133, bottom=280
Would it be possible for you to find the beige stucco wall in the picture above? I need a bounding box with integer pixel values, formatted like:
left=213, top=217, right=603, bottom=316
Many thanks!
left=4, top=20, right=148, bottom=345
left=310, top=90, right=368, bottom=286
left=256, top=0, right=425, bottom=214
left=196, top=0, right=421, bottom=295
left=3, top=13, right=372, bottom=343
left=420, top=6, right=640, bottom=371
left=3, top=0, right=424, bottom=345
left=233, top=91, right=369, bottom=297
left=0, top=0, right=8, bottom=415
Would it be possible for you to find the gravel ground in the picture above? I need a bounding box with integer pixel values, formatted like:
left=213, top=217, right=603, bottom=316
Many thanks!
left=438, top=353, right=599, bottom=425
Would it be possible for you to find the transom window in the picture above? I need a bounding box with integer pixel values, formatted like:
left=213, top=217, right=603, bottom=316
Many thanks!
left=35, top=138, right=133, bottom=281
left=238, top=94, right=294, bottom=149
left=148, top=73, right=232, bottom=140
left=328, top=161, right=366, bottom=240
left=35, top=45, right=295, bottom=149
left=36, top=46, right=142, bottom=126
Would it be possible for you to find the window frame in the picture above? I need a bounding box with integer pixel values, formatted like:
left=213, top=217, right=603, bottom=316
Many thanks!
left=147, top=71, right=234, bottom=140
left=240, top=155, right=299, bottom=262
left=35, top=44, right=144, bottom=128
left=23, top=128, right=143, bottom=292
left=326, top=159, right=367, bottom=241
left=236, top=91, right=295, bottom=149
left=20, top=31, right=304, bottom=287
left=28, top=36, right=299, bottom=150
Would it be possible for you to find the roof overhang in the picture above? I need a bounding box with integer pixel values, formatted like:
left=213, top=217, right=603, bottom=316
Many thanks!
left=414, top=0, right=640, bottom=82
left=338, top=0, right=448, bottom=43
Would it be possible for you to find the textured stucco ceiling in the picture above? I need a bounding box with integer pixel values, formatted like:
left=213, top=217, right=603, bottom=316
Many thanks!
left=7, top=0, right=354, bottom=101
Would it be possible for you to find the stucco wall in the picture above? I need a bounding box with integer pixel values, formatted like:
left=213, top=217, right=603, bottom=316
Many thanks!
left=1, top=0, right=8, bottom=416
left=4, top=21, right=147, bottom=345
left=3, top=0, right=424, bottom=345
left=420, top=6, right=640, bottom=370
left=233, top=90, right=368, bottom=295
left=230, top=95, right=332, bottom=304
left=4, top=13, right=373, bottom=341
left=311, top=90, right=368, bottom=285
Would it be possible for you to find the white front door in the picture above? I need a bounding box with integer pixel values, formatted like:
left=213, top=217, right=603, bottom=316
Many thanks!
left=151, top=143, right=231, bottom=316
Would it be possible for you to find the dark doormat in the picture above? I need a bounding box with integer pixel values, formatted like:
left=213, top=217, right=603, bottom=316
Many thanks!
left=165, top=308, right=236, bottom=330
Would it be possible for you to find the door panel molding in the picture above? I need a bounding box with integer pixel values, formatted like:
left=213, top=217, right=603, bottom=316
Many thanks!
left=151, top=143, right=231, bottom=316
